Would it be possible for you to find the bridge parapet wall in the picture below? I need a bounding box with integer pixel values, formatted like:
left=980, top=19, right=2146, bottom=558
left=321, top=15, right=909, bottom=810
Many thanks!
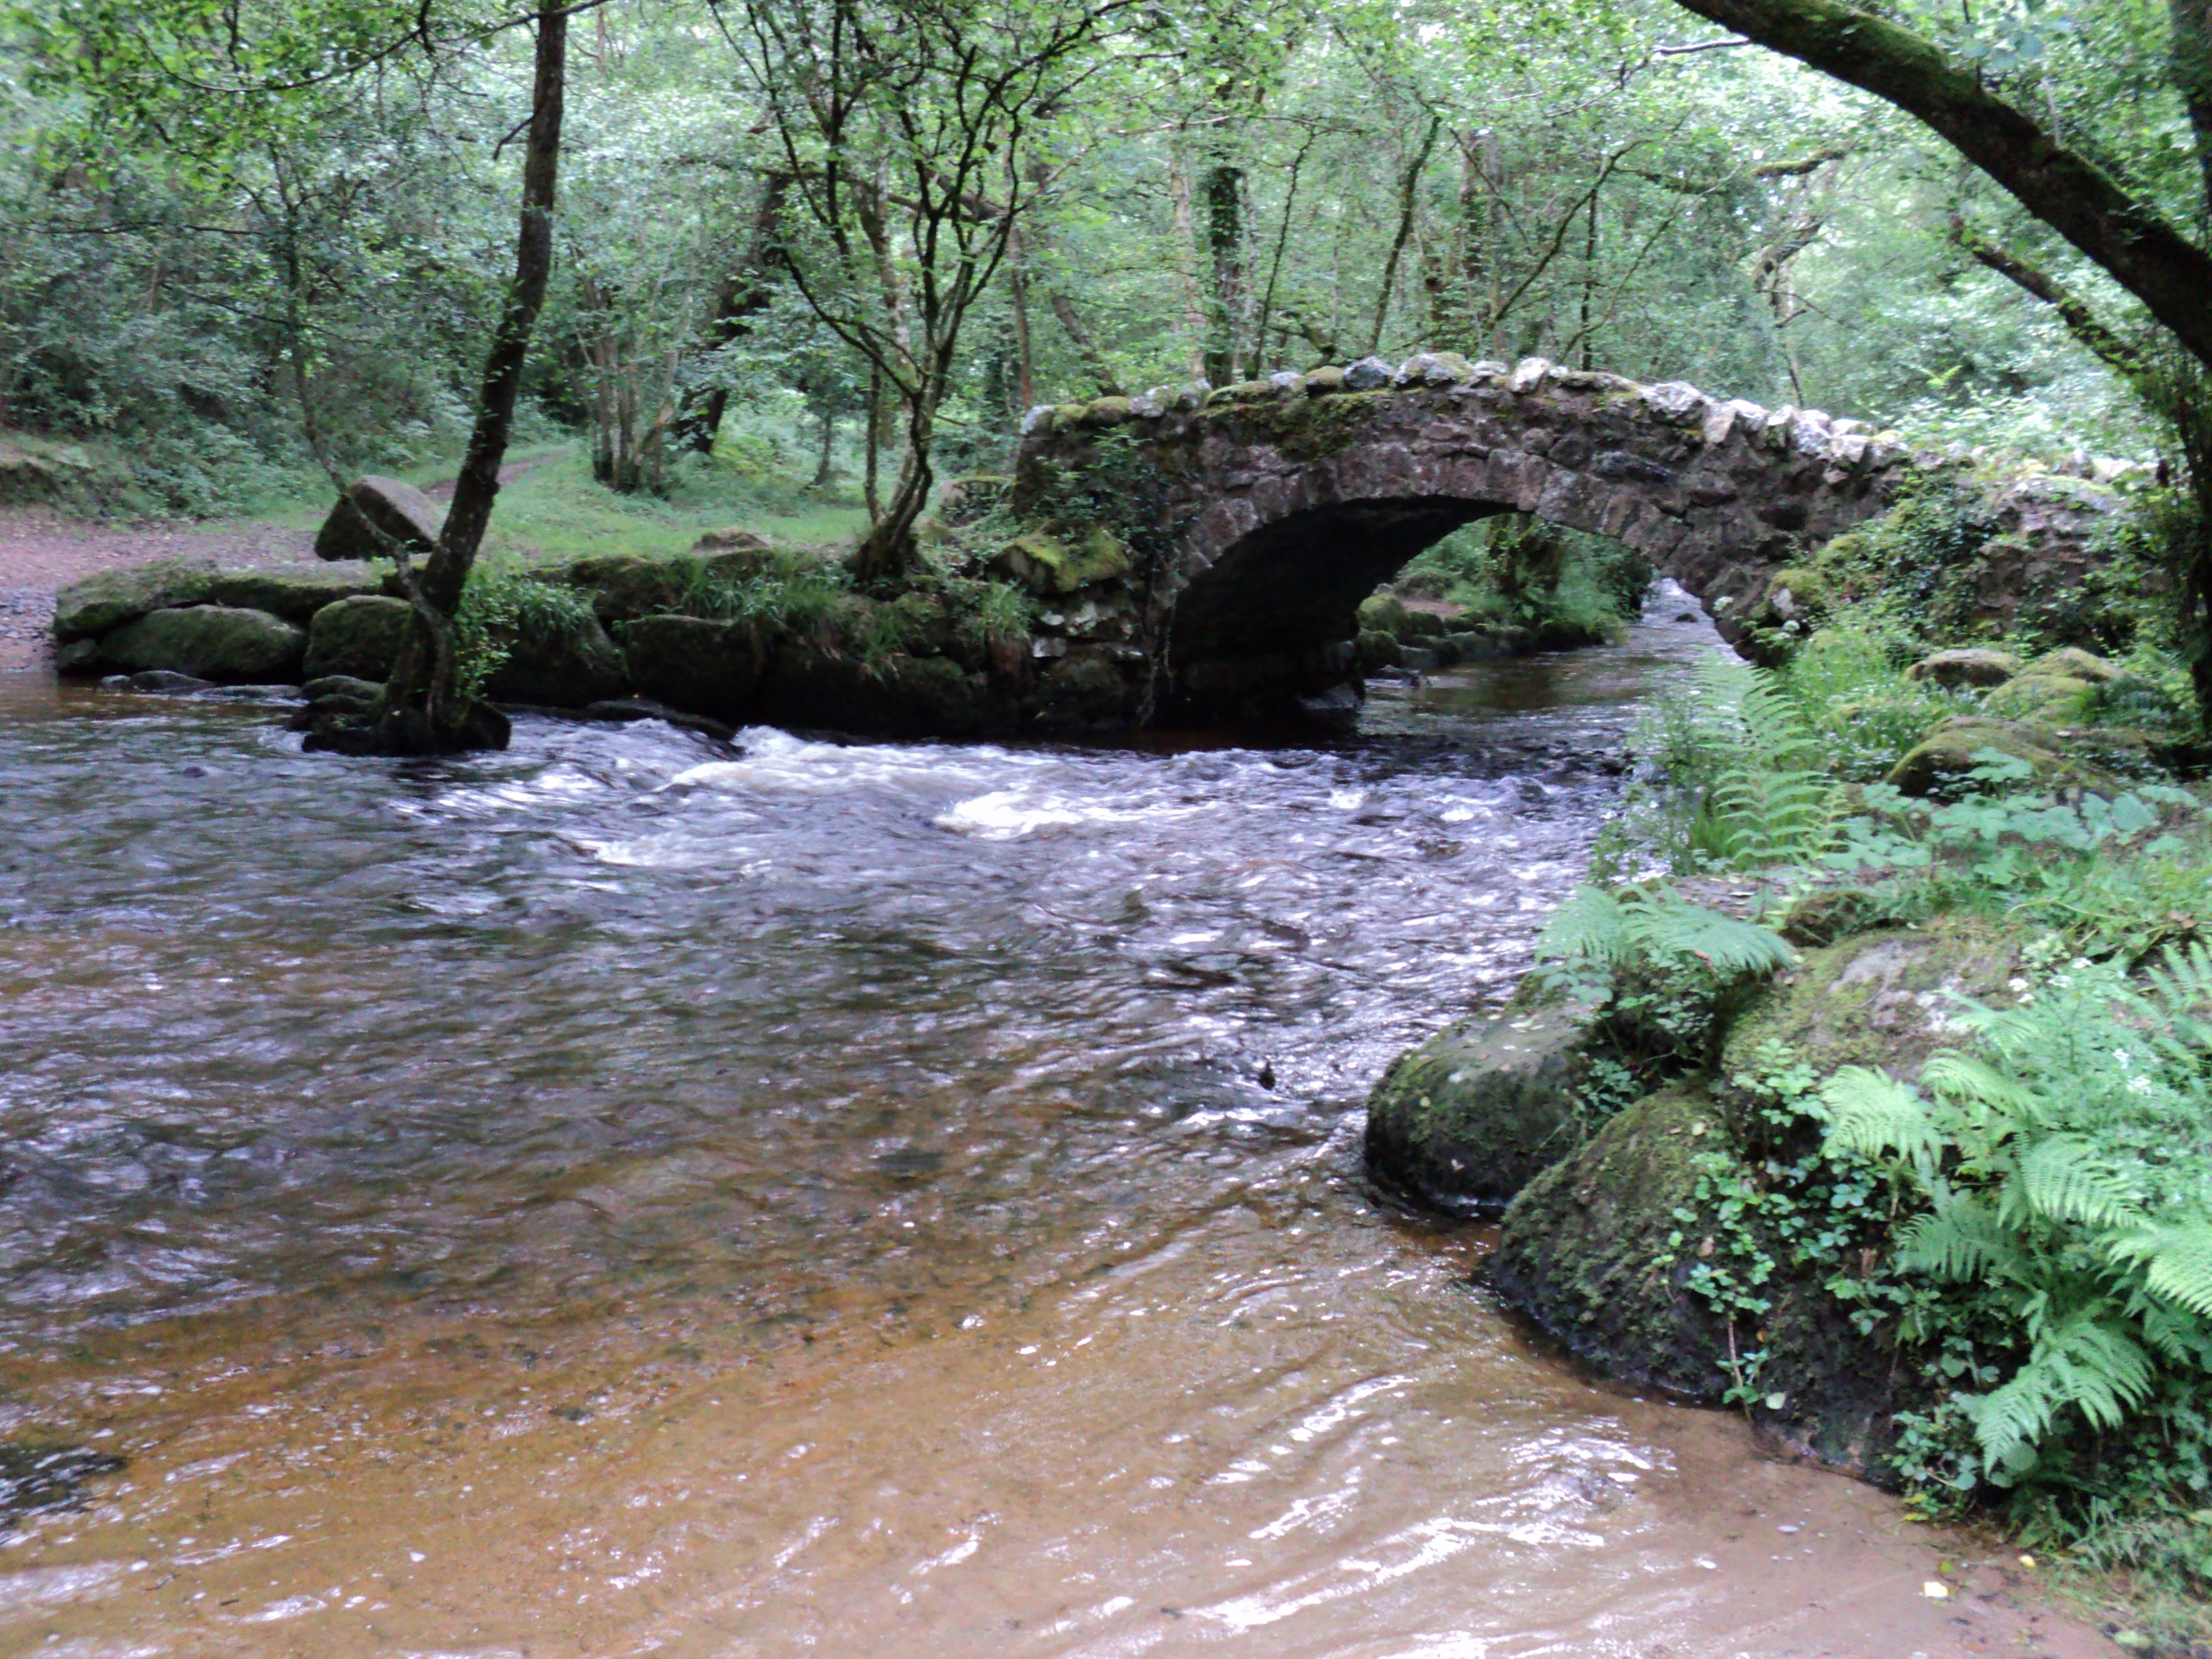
left=1010, top=353, right=2130, bottom=724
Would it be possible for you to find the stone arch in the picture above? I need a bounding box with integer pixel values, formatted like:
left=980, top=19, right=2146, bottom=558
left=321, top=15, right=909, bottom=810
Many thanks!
left=1013, top=354, right=1916, bottom=723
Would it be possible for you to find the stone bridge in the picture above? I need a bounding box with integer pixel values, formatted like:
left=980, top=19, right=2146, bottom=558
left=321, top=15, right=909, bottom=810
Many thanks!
left=1011, top=352, right=1922, bottom=723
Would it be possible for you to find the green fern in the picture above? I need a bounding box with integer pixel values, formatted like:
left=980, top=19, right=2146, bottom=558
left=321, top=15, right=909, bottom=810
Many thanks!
left=1819, top=956, right=2212, bottom=1480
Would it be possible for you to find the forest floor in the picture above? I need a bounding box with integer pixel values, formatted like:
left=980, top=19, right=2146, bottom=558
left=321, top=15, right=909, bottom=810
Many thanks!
left=0, top=443, right=872, bottom=670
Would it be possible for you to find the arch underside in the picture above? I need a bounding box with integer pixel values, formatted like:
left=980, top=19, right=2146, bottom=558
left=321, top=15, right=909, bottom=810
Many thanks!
left=1162, top=494, right=1520, bottom=722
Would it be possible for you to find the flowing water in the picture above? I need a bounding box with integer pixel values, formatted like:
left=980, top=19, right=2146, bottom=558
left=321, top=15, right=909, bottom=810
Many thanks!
left=0, top=592, right=2105, bottom=1657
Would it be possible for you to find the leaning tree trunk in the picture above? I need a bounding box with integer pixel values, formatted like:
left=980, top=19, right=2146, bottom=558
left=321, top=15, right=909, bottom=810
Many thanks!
left=377, top=0, right=567, bottom=754
left=848, top=395, right=935, bottom=588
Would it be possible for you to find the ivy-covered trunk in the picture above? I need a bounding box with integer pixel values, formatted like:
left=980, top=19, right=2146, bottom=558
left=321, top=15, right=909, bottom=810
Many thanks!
left=371, top=1, right=568, bottom=754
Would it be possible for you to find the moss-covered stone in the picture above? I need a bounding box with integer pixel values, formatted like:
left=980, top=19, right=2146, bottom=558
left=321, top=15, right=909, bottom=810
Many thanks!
left=1492, top=1088, right=1732, bottom=1399
left=1885, top=714, right=2103, bottom=797
left=1357, top=593, right=1412, bottom=635
left=53, top=560, right=216, bottom=641
left=1032, top=647, right=1138, bottom=729
left=1493, top=1084, right=1908, bottom=1479
left=1906, top=646, right=2021, bottom=688
left=613, top=614, right=771, bottom=722
left=2027, top=645, right=2125, bottom=684
left=1364, top=1003, right=1594, bottom=1215
left=95, top=606, right=306, bottom=681
left=759, top=647, right=989, bottom=738
left=1353, top=629, right=1403, bottom=675
left=537, top=554, right=692, bottom=624
left=483, top=611, right=630, bottom=709
left=1715, top=921, right=2018, bottom=1129
left=304, top=595, right=414, bottom=683
left=205, top=566, right=385, bottom=623
left=989, top=526, right=1133, bottom=597
left=1983, top=672, right=2096, bottom=724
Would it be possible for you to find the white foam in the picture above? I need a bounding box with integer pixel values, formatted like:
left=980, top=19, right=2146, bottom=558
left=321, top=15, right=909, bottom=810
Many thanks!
left=935, top=789, right=1212, bottom=840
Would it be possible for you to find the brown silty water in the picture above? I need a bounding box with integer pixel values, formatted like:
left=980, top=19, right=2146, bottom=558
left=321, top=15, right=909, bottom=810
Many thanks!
left=0, top=591, right=2111, bottom=1656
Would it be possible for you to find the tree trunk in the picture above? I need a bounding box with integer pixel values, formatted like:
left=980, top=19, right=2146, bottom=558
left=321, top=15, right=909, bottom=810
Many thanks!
left=672, top=169, right=791, bottom=455
left=1008, top=226, right=1038, bottom=410
left=810, top=403, right=836, bottom=489
left=1368, top=116, right=1441, bottom=358
left=1202, top=160, right=1247, bottom=385
left=849, top=396, right=933, bottom=587
left=863, top=362, right=883, bottom=524
left=1167, top=156, right=1208, bottom=380
left=1048, top=291, right=1121, bottom=397
left=374, top=0, right=566, bottom=755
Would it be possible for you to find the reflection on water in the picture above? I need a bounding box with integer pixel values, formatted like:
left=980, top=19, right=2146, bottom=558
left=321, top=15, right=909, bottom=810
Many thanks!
left=0, top=589, right=2104, bottom=1656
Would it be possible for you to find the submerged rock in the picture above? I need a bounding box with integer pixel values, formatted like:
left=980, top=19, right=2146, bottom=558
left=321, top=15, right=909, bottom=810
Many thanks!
left=304, top=595, right=414, bottom=682
left=93, top=606, right=306, bottom=682
left=314, top=476, right=444, bottom=563
left=1364, top=1002, right=1594, bottom=1214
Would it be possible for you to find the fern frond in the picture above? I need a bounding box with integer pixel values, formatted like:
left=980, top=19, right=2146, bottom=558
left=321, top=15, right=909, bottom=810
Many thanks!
left=1897, top=1196, right=2020, bottom=1282
left=2146, top=940, right=2212, bottom=1020
left=2008, top=1136, right=2146, bottom=1231
left=2107, top=1225, right=2212, bottom=1319
left=1620, top=894, right=1796, bottom=977
left=1536, top=885, right=1631, bottom=967
left=1959, top=1369, right=2058, bottom=1471
left=2034, top=1308, right=2155, bottom=1432
left=1819, top=1066, right=1945, bottom=1178
left=1916, top=1052, right=2044, bottom=1123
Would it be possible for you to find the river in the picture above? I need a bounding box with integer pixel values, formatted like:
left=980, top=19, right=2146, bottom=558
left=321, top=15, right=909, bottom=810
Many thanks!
left=0, top=590, right=2105, bottom=1656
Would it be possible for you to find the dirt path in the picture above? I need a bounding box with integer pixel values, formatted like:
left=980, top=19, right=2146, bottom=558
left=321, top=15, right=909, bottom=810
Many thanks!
left=0, top=510, right=320, bottom=671
left=0, top=456, right=554, bottom=671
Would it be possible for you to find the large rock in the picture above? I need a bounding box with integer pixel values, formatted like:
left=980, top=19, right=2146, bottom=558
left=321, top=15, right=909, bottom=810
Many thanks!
left=2026, top=645, right=2125, bottom=684
left=758, top=647, right=989, bottom=738
left=304, top=595, right=414, bottom=682
left=1884, top=714, right=2093, bottom=796
left=206, top=565, right=385, bottom=623
left=1906, top=646, right=2021, bottom=688
left=1364, top=1003, right=1592, bottom=1214
left=1983, top=672, right=2096, bottom=724
left=1493, top=1086, right=1906, bottom=1479
left=314, top=476, right=445, bottom=563
left=537, top=554, right=692, bottom=624
left=483, top=612, right=630, bottom=709
left=53, top=560, right=215, bottom=641
left=93, top=606, right=306, bottom=681
left=614, top=615, right=772, bottom=722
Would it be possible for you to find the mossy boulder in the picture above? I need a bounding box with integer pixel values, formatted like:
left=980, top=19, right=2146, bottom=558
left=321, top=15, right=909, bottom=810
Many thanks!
left=2027, top=645, right=2125, bottom=684
left=483, top=612, right=630, bottom=709
left=539, top=554, right=692, bottom=623
left=1491, top=1088, right=1733, bottom=1399
left=314, top=475, right=444, bottom=563
left=304, top=595, right=414, bottom=682
left=1714, top=921, right=2018, bottom=1129
left=89, top=606, right=304, bottom=681
left=758, top=647, right=989, bottom=738
left=1031, top=646, right=1136, bottom=729
left=1357, top=593, right=1412, bottom=635
left=989, top=526, right=1133, bottom=597
left=614, top=614, right=772, bottom=722
left=1983, top=672, right=2096, bottom=724
left=205, top=565, right=385, bottom=623
left=1364, top=1002, right=1595, bottom=1215
left=1906, top=647, right=2021, bottom=688
left=53, top=560, right=215, bottom=641
left=1493, top=1086, right=1907, bottom=1479
left=1354, top=629, right=1403, bottom=675
left=1884, top=714, right=2100, bottom=797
